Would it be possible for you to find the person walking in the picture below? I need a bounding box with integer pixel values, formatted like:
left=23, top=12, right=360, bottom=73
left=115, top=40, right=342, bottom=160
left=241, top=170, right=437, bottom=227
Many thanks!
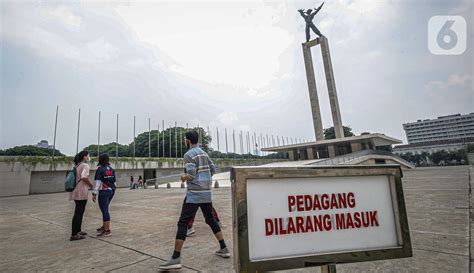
left=70, top=151, right=93, bottom=241
left=92, top=154, right=116, bottom=237
left=159, top=130, right=230, bottom=270
left=129, top=176, right=134, bottom=190
left=138, top=175, right=144, bottom=189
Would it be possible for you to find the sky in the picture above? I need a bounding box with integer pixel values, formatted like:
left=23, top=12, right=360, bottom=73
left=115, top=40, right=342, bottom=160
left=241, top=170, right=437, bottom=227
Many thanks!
left=0, top=0, right=473, bottom=155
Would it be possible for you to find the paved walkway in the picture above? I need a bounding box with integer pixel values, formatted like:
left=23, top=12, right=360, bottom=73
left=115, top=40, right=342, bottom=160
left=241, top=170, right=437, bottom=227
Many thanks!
left=0, top=166, right=471, bottom=272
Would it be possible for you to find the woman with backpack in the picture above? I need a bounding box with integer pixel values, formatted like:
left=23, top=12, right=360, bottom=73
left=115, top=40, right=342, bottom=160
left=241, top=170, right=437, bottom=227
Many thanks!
left=70, top=151, right=93, bottom=241
left=92, top=154, right=116, bottom=237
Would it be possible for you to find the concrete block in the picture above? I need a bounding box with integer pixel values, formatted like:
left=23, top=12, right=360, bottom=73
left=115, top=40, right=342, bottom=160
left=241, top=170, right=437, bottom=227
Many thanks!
left=328, top=145, right=336, bottom=158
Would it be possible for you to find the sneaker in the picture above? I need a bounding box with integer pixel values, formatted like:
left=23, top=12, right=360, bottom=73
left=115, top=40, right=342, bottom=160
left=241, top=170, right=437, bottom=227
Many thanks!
left=97, top=230, right=111, bottom=237
left=96, top=226, right=104, bottom=233
left=215, top=247, right=230, bottom=258
left=159, top=257, right=182, bottom=270
left=186, top=227, right=195, bottom=237
left=70, top=234, right=86, bottom=241
left=78, top=231, right=87, bottom=236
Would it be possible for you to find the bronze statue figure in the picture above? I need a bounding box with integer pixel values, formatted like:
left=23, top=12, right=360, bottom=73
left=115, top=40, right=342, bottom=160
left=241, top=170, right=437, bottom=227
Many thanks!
left=298, top=2, right=324, bottom=42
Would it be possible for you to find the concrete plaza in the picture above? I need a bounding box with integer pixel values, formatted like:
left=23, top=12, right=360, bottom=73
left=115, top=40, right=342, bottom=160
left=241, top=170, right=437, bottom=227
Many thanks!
left=0, top=166, right=472, bottom=272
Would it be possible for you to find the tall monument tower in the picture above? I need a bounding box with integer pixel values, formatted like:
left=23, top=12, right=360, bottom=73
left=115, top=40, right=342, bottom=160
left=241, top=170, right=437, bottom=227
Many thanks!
left=261, top=5, right=408, bottom=168
left=303, top=36, right=344, bottom=141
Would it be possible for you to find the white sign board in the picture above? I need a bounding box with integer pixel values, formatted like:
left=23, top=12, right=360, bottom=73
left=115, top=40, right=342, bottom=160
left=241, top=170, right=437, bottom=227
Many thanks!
left=246, top=175, right=399, bottom=261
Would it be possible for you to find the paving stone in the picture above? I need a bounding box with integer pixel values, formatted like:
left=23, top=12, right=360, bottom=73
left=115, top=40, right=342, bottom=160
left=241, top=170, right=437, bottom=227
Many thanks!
left=0, top=165, right=470, bottom=272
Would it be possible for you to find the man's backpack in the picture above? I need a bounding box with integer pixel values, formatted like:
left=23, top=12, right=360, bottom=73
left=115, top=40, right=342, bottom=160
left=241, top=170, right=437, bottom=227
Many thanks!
left=65, top=166, right=77, bottom=192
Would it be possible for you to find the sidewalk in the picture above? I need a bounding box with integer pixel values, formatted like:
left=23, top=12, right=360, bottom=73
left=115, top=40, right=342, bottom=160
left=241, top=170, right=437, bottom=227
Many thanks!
left=0, top=166, right=471, bottom=272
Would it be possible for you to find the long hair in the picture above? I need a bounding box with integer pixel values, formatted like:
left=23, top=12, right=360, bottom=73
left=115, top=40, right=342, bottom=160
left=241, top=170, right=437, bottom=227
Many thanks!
left=74, top=151, right=89, bottom=165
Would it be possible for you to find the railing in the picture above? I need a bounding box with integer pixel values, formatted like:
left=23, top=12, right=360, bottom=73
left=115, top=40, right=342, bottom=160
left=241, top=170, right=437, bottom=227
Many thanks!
left=311, top=150, right=373, bottom=166
left=145, top=159, right=285, bottom=188
left=310, top=149, right=413, bottom=167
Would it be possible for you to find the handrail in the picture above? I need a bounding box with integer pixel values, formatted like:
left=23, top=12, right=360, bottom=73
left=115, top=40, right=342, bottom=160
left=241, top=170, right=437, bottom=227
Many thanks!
left=146, top=167, right=229, bottom=186
left=146, top=159, right=285, bottom=187
left=310, top=149, right=412, bottom=167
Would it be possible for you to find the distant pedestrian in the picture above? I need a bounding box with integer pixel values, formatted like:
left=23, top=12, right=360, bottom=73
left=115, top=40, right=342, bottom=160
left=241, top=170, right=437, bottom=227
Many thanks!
left=138, top=175, right=144, bottom=189
left=130, top=176, right=134, bottom=190
left=69, top=151, right=93, bottom=241
left=160, top=130, right=229, bottom=271
left=92, top=154, right=116, bottom=237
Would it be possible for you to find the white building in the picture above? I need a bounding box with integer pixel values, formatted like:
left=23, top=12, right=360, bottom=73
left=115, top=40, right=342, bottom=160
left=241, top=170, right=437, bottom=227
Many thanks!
left=393, top=138, right=473, bottom=155
left=403, top=113, right=474, bottom=144
left=35, top=140, right=54, bottom=150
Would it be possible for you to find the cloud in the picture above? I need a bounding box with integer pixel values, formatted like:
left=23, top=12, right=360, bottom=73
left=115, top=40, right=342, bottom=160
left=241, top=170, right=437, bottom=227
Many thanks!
left=115, top=1, right=294, bottom=90
left=85, top=36, right=119, bottom=63
left=44, top=5, right=82, bottom=28
left=1, top=0, right=472, bottom=153
left=216, top=112, right=239, bottom=126
left=425, top=74, right=473, bottom=90
left=450, top=0, right=472, bottom=14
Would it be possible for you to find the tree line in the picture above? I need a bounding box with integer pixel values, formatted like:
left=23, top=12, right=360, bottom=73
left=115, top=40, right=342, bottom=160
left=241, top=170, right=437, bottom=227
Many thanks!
left=0, top=145, right=64, bottom=156
left=397, top=146, right=471, bottom=166
left=0, top=126, right=356, bottom=157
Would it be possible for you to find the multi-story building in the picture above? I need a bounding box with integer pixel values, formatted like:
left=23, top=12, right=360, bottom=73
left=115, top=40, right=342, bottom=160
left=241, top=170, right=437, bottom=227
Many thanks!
left=403, top=113, right=474, bottom=144
left=394, top=113, right=474, bottom=155
left=35, top=140, right=54, bottom=150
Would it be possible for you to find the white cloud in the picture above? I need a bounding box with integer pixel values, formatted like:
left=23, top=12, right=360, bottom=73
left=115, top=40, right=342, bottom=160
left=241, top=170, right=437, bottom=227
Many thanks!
left=1, top=0, right=472, bottom=152
left=85, top=36, right=119, bottom=63
left=0, top=3, right=136, bottom=66
left=319, top=0, right=398, bottom=45
left=216, top=112, right=239, bottom=126
left=246, top=87, right=272, bottom=97
left=115, top=1, right=293, bottom=89
left=450, top=0, right=472, bottom=14
left=44, top=5, right=82, bottom=28
left=425, top=74, right=473, bottom=90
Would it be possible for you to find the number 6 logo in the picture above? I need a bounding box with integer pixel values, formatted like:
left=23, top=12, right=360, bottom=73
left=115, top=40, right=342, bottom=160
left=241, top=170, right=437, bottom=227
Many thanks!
left=429, top=16, right=466, bottom=55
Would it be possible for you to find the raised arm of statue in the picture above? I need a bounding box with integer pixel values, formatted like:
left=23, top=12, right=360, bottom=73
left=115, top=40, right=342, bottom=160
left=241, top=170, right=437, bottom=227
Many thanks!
left=298, top=9, right=307, bottom=18
left=312, top=2, right=324, bottom=15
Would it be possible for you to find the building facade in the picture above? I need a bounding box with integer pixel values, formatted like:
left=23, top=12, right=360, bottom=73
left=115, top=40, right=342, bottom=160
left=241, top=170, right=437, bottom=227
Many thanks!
left=403, top=113, right=474, bottom=144
left=34, top=140, right=54, bottom=150
left=393, top=138, right=473, bottom=155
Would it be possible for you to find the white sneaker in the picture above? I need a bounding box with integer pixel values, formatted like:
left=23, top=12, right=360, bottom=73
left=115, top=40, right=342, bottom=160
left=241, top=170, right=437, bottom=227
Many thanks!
left=186, top=227, right=195, bottom=237
left=159, top=257, right=181, bottom=270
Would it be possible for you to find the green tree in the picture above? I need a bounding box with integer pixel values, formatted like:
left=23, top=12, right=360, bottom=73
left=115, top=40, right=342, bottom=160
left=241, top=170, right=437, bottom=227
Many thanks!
left=0, top=145, right=63, bottom=156
left=399, top=152, right=415, bottom=163
left=323, top=126, right=355, bottom=140
left=447, top=149, right=467, bottom=164
left=457, top=149, right=468, bottom=163
left=81, top=127, right=211, bottom=158
left=83, top=143, right=131, bottom=157
left=467, top=144, right=474, bottom=153
left=412, top=153, right=424, bottom=165
left=429, top=150, right=449, bottom=164
left=130, top=127, right=210, bottom=158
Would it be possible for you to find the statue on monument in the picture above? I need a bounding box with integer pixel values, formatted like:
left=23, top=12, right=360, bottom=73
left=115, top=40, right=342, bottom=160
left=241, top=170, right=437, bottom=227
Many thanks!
left=298, top=2, right=324, bottom=42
